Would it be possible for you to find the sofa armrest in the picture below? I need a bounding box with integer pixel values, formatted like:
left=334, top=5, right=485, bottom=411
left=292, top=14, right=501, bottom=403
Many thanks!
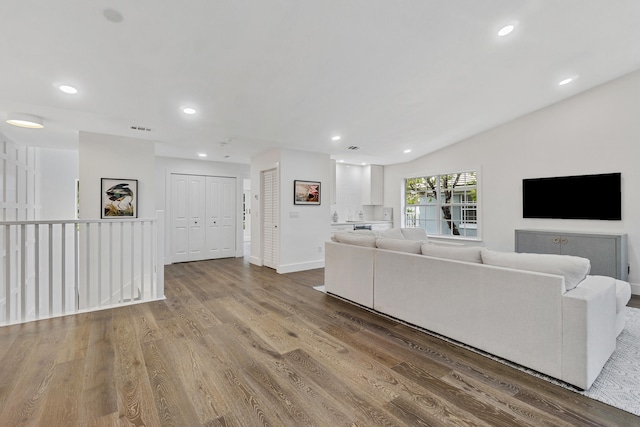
left=324, top=242, right=375, bottom=308
left=561, top=275, right=617, bottom=390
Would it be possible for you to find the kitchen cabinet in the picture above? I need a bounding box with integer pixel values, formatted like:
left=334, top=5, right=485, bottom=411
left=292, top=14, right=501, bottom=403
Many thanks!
left=362, top=164, right=383, bottom=205
left=515, top=229, right=628, bottom=280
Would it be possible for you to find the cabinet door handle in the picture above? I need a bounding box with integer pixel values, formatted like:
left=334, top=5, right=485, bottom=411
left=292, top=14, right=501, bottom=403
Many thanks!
left=553, top=237, right=560, bottom=244
left=561, top=237, right=568, bottom=244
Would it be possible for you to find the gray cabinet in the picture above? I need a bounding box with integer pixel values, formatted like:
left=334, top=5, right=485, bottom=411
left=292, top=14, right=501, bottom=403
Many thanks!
left=515, top=229, right=628, bottom=281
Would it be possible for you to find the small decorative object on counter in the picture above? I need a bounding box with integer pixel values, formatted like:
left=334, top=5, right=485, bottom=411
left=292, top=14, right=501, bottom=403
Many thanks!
left=332, top=211, right=339, bottom=222
left=358, top=210, right=364, bottom=221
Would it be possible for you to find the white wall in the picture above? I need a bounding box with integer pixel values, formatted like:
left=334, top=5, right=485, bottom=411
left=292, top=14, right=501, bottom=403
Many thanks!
left=78, top=132, right=155, bottom=219
left=39, top=148, right=78, bottom=220
left=155, top=156, right=250, bottom=263
left=279, top=149, right=331, bottom=273
left=384, top=70, right=640, bottom=291
left=250, top=148, right=331, bottom=273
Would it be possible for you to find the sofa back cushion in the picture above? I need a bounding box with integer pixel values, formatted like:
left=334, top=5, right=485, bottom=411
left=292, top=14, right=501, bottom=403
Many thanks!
left=380, top=228, right=405, bottom=239
left=376, top=238, right=423, bottom=254
left=480, top=248, right=590, bottom=290
left=333, top=232, right=378, bottom=247
left=421, top=243, right=482, bottom=263
left=401, top=228, right=428, bottom=241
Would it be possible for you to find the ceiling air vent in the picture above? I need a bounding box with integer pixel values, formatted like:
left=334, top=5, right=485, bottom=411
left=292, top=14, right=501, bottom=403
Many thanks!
left=346, top=145, right=360, bottom=151
left=130, top=126, right=152, bottom=132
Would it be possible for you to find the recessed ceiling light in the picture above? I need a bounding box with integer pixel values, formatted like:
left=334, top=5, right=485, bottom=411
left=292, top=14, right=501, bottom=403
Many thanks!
left=183, top=107, right=197, bottom=115
left=498, top=24, right=515, bottom=37
left=361, top=162, right=367, bottom=166
left=338, top=160, right=345, bottom=163
left=331, top=136, right=341, bottom=141
left=403, top=149, right=412, bottom=154
left=559, top=77, right=575, bottom=86
left=6, top=113, right=44, bottom=129
left=198, top=153, right=207, bottom=157
left=59, top=85, right=78, bottom=94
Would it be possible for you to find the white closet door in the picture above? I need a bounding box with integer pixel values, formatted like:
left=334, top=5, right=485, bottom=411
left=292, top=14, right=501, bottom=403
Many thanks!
left=171, top=174, right=190, bottom=263
left=262, top=169, right=279, bottom=269
left=205, top=176, right=236, bottom=259
left=187, top=175, right=206, bottom=261
left=171, top=174, right=206, bottom=262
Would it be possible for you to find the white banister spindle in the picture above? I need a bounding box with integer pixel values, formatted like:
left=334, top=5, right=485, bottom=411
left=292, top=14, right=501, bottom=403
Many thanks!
left=74, top=221, right=79, bottom=311
left=35, top=225, right=40, bottom=318
left=5, top=224, right=11, bottom=323
left=130, top=221, right=134, bottom=302
left=109, top=222, right=113, bottom=305
left=86, top=223, right=90, bottom=308
left=156, top=211, right=165, bottom=299
left=141, top=221, right=145, bottom=301
left=97, top=223, right=102, bottom=306
left=20, top=224, right=26, bottom=321
left=61, top=223, right=66, bottom=313
left=120, top=222, right=124, bottom=303
left=48, top=224, right=53, bottom=315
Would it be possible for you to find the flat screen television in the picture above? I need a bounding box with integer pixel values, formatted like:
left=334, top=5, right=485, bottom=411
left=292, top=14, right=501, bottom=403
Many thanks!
left=522, top=172, right=621, bottom=220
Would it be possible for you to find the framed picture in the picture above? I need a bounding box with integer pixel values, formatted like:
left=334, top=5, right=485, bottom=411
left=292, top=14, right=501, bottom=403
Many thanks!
left=101, top=178, right=138, bottom=218
left=294, top=180, right=321, bottom=205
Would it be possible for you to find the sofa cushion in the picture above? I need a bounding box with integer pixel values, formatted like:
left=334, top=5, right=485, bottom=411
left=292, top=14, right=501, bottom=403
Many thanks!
left=333, top=233, right=377, bottom=247
left=401, top=228, right=428, bottom=241
left=380, top=228, right=405, bottom=239
left=421, top=243, right=482, bottom=263
left=481, top=248, right=590, bottom=291
left=376, top=238, right=423, bottom=254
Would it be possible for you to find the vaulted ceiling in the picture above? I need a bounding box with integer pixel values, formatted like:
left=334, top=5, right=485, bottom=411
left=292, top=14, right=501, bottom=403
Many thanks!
left=0, top=1, right=638, bottom=165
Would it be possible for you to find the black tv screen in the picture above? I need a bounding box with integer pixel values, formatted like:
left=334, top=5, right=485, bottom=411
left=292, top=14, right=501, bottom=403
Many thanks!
left=523, top=173, right=621, bottom=220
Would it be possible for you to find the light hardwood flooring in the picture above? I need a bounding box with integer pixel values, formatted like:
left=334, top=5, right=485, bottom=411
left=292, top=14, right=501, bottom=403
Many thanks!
left=0, top=257, right=638, bottom=426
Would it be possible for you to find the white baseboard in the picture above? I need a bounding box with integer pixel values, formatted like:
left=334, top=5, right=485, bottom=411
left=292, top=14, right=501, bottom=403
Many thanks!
left=630, top=282, right=640, bottom=296
left=249, top=256, right=263, bottom=266
left=277, top=260, right=324, bottom=274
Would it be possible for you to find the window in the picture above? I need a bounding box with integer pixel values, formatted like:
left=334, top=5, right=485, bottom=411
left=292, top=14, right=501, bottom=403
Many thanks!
left=404, top=171, right=478, bottom=238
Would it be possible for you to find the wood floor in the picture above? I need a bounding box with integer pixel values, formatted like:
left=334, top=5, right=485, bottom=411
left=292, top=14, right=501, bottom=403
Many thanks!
left=0, top=257, right=638, bottom=426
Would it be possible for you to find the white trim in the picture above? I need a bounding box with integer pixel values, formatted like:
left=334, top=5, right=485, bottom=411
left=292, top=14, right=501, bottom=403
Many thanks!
left=277, top=260, right=324, bottom=274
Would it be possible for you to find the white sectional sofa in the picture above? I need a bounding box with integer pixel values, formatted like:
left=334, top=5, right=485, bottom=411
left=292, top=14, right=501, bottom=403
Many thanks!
left=324, top=229, right=631, bottom=390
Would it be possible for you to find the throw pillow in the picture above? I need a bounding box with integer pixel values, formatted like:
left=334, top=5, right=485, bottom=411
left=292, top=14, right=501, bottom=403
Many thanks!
left=480, top=248, right=590, bottom=290
left=380, top=228, right=405, bottom=239
left=401, top=228, right=428, bottom=241
left=376, top=238, right=423, bottom=254
left=421, top=243, right=482, bottom=263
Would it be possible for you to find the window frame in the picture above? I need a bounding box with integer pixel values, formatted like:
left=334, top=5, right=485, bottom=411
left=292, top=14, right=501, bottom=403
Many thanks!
left=403, top=169, right=481, bottom=241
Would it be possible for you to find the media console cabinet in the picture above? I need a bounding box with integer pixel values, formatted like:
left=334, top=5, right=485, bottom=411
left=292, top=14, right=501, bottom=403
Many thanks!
left=515, top=229, right=628, bottom=281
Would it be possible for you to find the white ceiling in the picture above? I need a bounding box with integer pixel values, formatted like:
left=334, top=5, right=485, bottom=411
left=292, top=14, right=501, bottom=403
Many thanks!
left=0, top=0, right=639, bottom=165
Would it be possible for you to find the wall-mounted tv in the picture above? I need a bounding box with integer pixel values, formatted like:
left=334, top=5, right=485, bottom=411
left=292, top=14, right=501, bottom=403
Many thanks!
left=522, top=172, right=621, bottom=220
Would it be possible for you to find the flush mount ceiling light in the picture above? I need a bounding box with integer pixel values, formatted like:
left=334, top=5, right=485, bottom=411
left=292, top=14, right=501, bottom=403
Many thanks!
left=59, top=85, right=78, bottom=94
left=182, top=107, right=197, bottom=115
left=331, top=135, right=341, bottom=141
left=403, top=149, right=412, bottom=154
left=198, top=153, right=207, bottom=157
left=6, top=113, right=44, bottom=129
